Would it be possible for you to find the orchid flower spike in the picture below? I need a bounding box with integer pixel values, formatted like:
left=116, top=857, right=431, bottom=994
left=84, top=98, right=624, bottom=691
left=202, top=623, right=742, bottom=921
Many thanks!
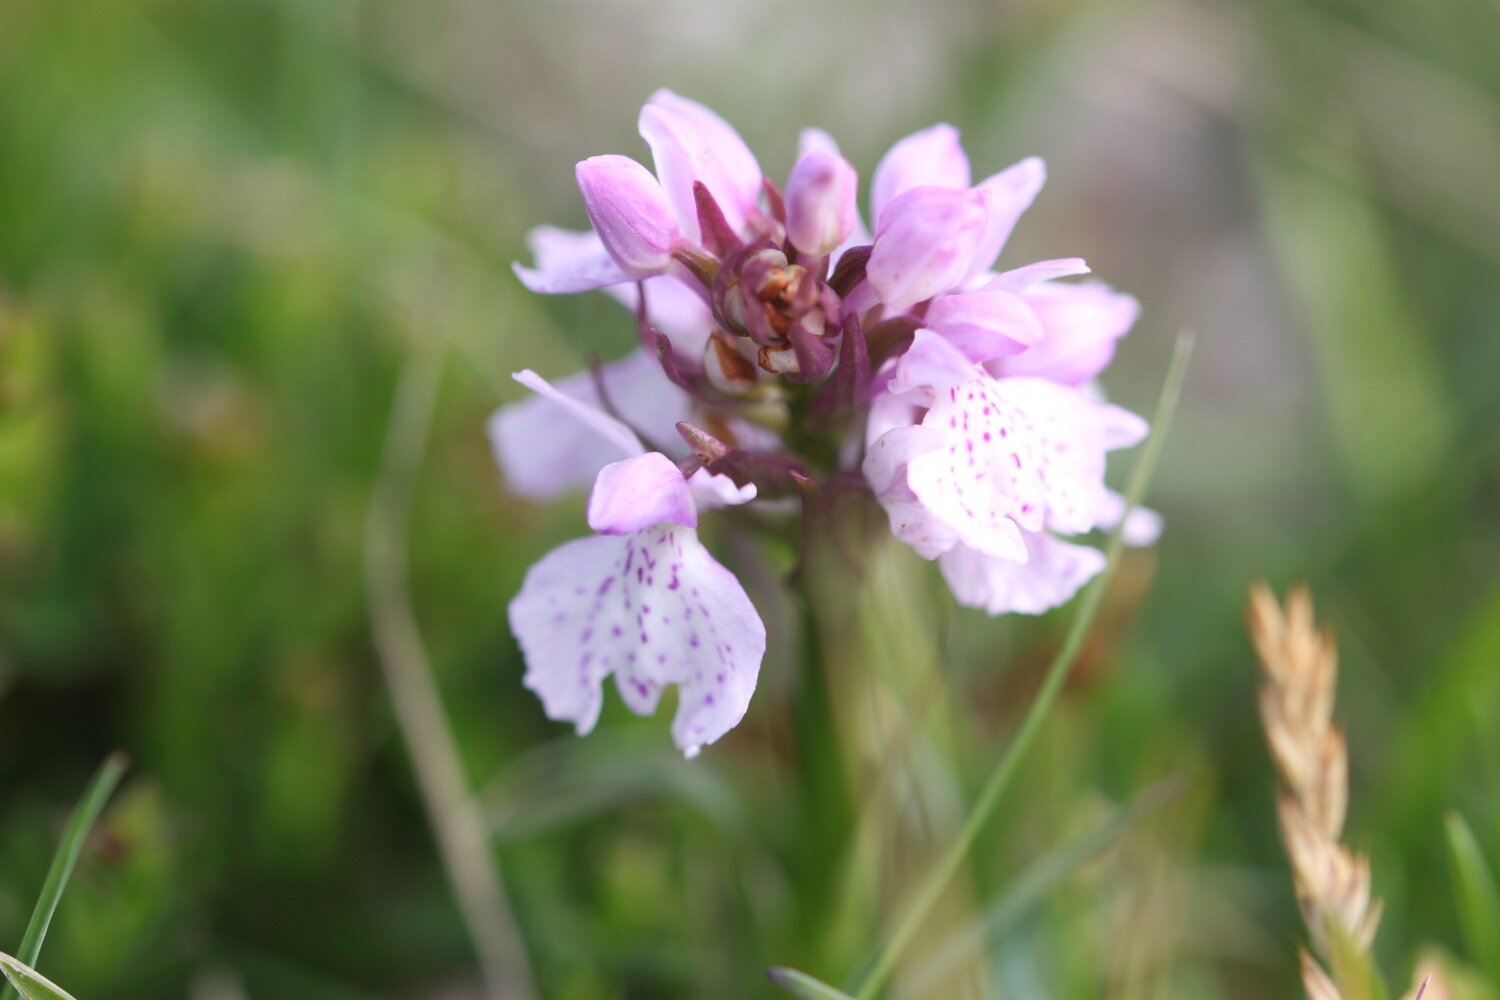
left=498, top=91, right=1157, bottom=752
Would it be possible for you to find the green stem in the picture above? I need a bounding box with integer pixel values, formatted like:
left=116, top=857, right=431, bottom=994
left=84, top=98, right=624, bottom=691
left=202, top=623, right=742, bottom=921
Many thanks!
left=365, top=335, right=537, bottom=1000
left=852, top=331, right=1194, bottom=999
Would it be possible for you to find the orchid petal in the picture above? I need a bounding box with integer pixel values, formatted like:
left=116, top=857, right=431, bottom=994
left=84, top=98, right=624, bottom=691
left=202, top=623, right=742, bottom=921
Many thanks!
left=639, top=90, right=763, bottom=243
left=924, top=289, right=1043, bottom=362
left=576, top=155, right=681, bottom=277
left=986, top=257, right=1090, bottom=293
left=784, top=151, right=859, bottom=259
left=491, top=354, right=690, bottom=500
left=797, top=127, right=842, bottom=159
left=991, top=378, right=1114, bottom=536
left=509, top=524, right=765, bottom=756
left=863, top=421, right=963, bottom=560
left=588, top=453, right=697, bottom=535
left=939, top=533, right=1105, bottom=616
left=868, top=187, right=988, bottom=312
left=512, top=369, right=645, bottom=458
left=967, top=157, right=1046, bottom=277
left=604, top=275, right=715, bottom=361
left=870, top=123, right=970, bottom=226
left=903, top=377, right=1043, bottom=559
left=687, top=468, right=758, bottom=509
left=889, top=327, right=980, bottom=396
left=1102, top=404, right=1150, bottom=450
left=513, top=225, right=630, bottom=294
left=1096, top=491, right=1163, bottom=546
left=995, top=281, right=1140, bottom=385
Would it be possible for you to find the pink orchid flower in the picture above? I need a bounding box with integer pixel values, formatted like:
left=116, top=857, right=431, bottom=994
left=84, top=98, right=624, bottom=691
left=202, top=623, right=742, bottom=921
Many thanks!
left=499, top=90, right=1158, bottom=747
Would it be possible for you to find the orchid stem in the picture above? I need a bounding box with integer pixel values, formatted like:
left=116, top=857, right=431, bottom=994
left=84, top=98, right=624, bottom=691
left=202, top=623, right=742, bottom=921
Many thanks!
left=366, top=331, right=537, bottom=1000
left=852, top=330, right=1194, bottom=999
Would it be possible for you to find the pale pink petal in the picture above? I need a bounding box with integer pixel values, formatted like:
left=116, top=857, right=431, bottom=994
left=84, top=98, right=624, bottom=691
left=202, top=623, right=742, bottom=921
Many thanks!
left=888, top=327, right=979, bottom=398
left=868, top=187, right=988, bottom=313
left=1095, top=491, right=1163, bottom=546
left=639, top=90, right=763, bottom=242
left=924, top=289, right=1043, bottom=362
left=865, top=386, right=922, bottom=447
left=796, top=129, right=873, bottom=265
left=604, top=275, right=714, bottom=361
left=797, top=127, right=842, bottom=159
left=863, top=422, right=947, bottom=496
left=576, top=155, right=681, bottom=277
left=939, top=533, right=1105, bottom=616
left=903, top=377, right=1043, bottom=559
left=1102, top=404, right=1149, bottom=450
left=490, top=354, right=689, bottom=500
left=870, top=123, right=971, bottom=227
left=785, top=151, right=859, bottom=259
left=686, top=469, right=758, bottom=509
left=995, top=281, right=1140, bottom=386
left=513, top=225, right=630, bottom=294
left=967, top=157, right=1047, bottom=277
left=587, top=453, right=697, bottom=535
left=864, top=423, right=962, bottom=559
left=508, top=524, right=765, bottom=756
left=986, top=258, right=1090, bottom=293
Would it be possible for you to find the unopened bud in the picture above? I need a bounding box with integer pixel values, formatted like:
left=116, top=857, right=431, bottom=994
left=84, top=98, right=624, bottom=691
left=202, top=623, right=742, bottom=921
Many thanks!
left=576, top=155, right=680, bottom=277
left=784, top=151, right=858, bottom=259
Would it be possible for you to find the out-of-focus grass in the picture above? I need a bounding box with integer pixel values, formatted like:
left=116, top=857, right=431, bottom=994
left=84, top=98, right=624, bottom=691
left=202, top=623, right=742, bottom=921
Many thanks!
left=0, top=0, right=1497, bottom=997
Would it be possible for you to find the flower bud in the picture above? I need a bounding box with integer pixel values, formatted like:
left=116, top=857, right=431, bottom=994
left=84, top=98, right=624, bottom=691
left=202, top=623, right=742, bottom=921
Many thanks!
left=784, top=151, right=858, bottom=259
left=576, top=155, right=681, bottom=278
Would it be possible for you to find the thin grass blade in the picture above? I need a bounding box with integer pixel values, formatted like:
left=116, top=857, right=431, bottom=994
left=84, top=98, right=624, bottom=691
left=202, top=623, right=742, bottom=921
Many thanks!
left=905, top=774, right=1187, bottom=993
left=851, top=330, right=1195, bottom=999
left=766, top=967, right=858, bottom=1000
left=1445, top=811, right=1500, bottom=981
left=0, top=953, right=80, bottom=1000
left=0, top=752, right=128, bottom=1000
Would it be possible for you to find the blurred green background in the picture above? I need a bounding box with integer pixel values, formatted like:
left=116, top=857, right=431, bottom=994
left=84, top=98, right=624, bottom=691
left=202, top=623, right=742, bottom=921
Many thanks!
left=1, top=0, right=1498, bottom=996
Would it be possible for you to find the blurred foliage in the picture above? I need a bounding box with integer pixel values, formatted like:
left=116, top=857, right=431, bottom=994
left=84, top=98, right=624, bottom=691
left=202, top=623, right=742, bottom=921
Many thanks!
left=0, top=0, right=1497, bottom=997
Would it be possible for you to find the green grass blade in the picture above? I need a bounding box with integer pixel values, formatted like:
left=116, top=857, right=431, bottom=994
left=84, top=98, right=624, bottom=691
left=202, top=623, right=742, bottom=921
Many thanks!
left=1325, top=921, right=1390, bottom=1000
left=1, top=752, right=128, bottom=1000
left=852, top=330, right=1195, bottom=1000
left=767, top=967, right=858, bottom=1000
left=905, top=775, right=1187, bottom=994
left=0, top=953, right=80, bottom=1000
left=1445, top=811, right=1500, bottom=981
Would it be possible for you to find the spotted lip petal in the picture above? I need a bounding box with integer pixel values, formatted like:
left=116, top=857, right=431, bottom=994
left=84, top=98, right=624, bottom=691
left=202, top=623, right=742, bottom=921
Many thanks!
left=990, top=378, right=1113, bottom=537
left=639, top=90, right=763, bottom=243
left=903, top=377, right=1042, bottom=561
left=508, top=520, right=765, bottom=757
left=939, top=532, right=1106, bottom=616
